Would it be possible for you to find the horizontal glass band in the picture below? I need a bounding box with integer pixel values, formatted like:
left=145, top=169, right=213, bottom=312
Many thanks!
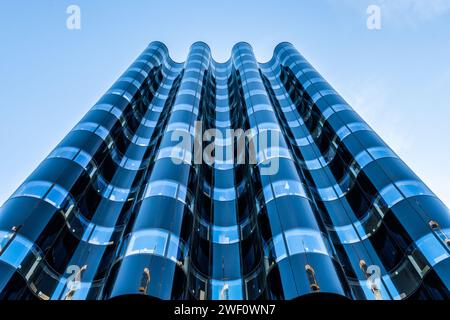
left=261, top=179, right=309, bottom=205
left=9, top=181, right=122, bottom=246
left=265, top=228, right=330, bottom=269
left=140, top=180, right=193, bottom=208
left=121, top=228, right=187, bottom=267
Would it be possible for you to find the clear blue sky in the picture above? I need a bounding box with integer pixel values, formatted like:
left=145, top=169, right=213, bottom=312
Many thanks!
left=0, top=0, right=449, bottom=206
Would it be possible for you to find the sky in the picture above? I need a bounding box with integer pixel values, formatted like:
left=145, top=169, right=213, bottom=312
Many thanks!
left=0, top=0, right=449, bottom=206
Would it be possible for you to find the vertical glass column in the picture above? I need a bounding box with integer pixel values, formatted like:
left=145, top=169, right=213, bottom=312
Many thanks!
left=271, top=42, right=450, bottom=299
left=231, top=43, right=350, bottom=300
left=262, top=51, right=395, bottom=300
left=0, top=42, right=175, bottom=300
left=188, top=59, right=265, bottom=300
left=103, top=42, right=211, bottom=300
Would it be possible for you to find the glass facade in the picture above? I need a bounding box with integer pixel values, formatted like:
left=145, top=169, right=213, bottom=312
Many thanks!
left=0, top=41, right=449, bottom=300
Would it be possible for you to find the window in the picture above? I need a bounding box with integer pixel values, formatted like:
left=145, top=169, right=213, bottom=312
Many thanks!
left=73, top=150, right=92, bottom=168
left=257, top=147, right=291, bottom=165
left=347, top=122, right=371, bottom=133
left=147, top=180, right=177, bottom=198
left=82, top=224, right=115, bottom=246
left=332, top=224, right=361, bottom=244
left=368, top=147, right=396, bottom=160
left=0, top=229, right=16, bottom=254
left=126, top=229, right=168, bottom=257
left=49, top=147, right=79, bottom=162
left=335, top=125, right=351, bottom=142
left=212, top=187, right=236, bottom=202
left=285, top=229, right=328, bottom=256
left=331, top=103, right=351, bottom=113
left=311, top=89, right=336, bottom=103
left=271, top=180, right=307, bottom=200
left=15, top=181, right=51, bottom=199
left=0, top=234, right=33, bottom=268
left=416, top=233, right=450, bottom=267
left=268, top=234, right=288, bottom=263
left=166, top=233, right=185, bottom=265
left=304, top=158, right=321, bottom=170
left=396, top=180, right=432, bottom=198
left=354, top=150, right=372, bottom=168
left=144, top=180, right=177, bottom=199
left=211, top=225, right=239, bottom=245
left=45, top=184, right=69, bottom=209
left=119, top=157, right=142, bottom=171
left=210, top=279, right=243, bottom=300
left=379, top=184, right=404, bottom=209
left=73, top=122, right=109, bottom=140
left=318, top=186, right=338, bottom=201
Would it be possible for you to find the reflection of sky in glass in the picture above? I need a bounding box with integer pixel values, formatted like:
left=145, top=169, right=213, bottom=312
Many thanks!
left=0, top=0, right=449, bottom=207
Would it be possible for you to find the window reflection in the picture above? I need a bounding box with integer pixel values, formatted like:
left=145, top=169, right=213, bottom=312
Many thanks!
left=0, top=233, right=33, bottom=268
left=95, top=175, right=131, bottom=202
left=262, top=180, right=308, bottom=204
left=13, top=181, right=69, bottom=209
left=211, top=225, right=240, bottom=245
left=141, top=180, right=191, bottom=207
left=123, top=229, right=186, bottom=266
left=73, top=122, right=109, bottom=140
left=416, top=233, right=449, bottom=267
left=266, top=229, right=329, bottom=268
left=210, top=279, right=243, bottom=300
left=157, top=146, right=193, bottom=164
